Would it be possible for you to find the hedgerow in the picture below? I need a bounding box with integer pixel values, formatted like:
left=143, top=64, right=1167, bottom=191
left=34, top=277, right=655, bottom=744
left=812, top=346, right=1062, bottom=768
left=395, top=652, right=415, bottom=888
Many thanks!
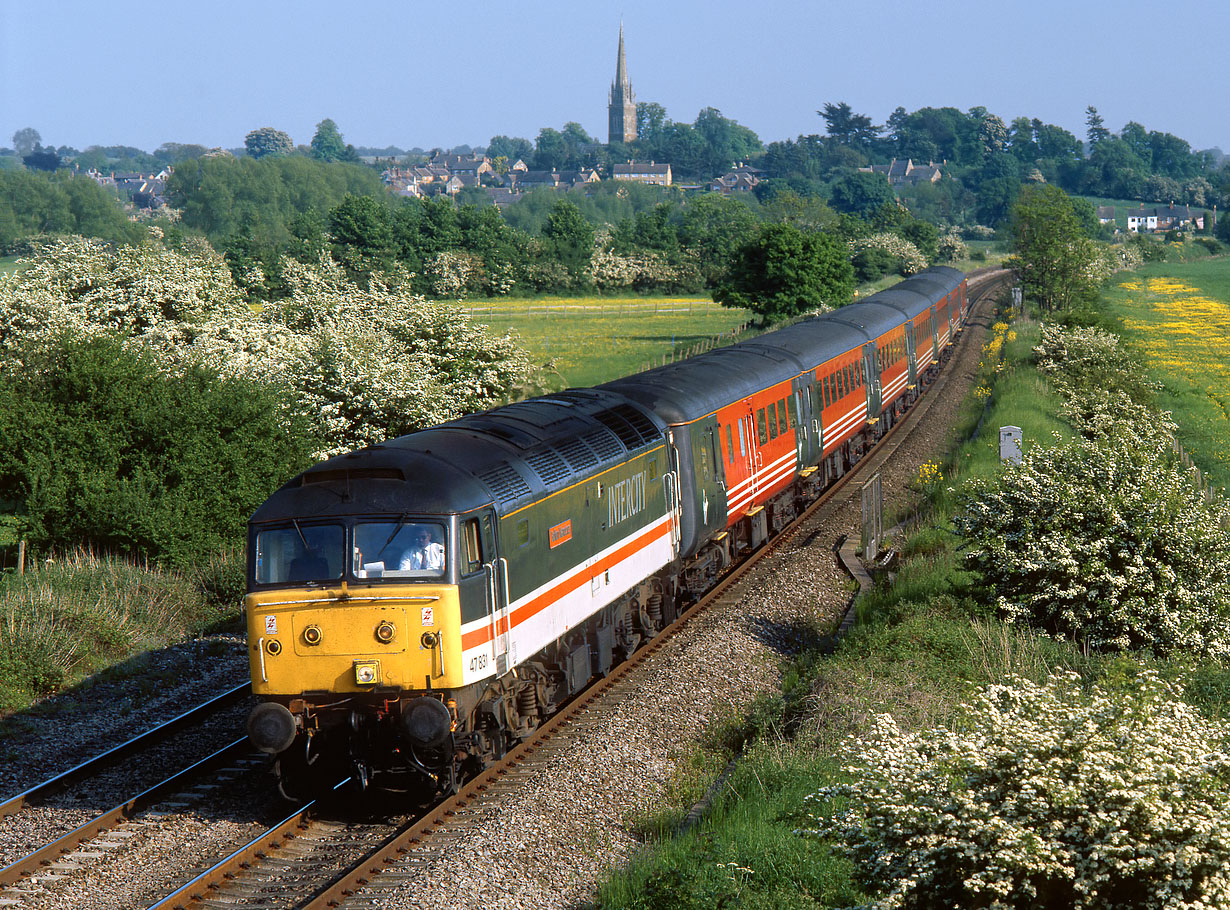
left=806, top=671, right=1230, bottom=910
left=0, top=233, right=533, bottom=457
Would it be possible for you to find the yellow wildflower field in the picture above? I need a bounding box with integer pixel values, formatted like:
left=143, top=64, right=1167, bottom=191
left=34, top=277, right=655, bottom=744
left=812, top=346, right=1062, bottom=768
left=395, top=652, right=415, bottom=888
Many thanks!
left=1107, top=268, right=1230, bottom=488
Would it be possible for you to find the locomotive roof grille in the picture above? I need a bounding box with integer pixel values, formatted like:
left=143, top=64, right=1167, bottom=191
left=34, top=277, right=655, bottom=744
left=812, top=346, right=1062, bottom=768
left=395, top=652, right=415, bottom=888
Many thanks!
left=477, top=463, right=533, bottom=506
left=594, top=404, right=659, bottom=449
left=557, top=435, right=600, bottom=471
left=525, top=449, right=572, bottom=486
left=583, top=427, right=624, bottom=461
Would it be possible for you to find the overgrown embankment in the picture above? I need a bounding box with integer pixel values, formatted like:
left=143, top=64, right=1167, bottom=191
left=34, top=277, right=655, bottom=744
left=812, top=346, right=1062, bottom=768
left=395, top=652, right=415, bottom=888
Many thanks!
left=595, top=293, right=1230, bottom=908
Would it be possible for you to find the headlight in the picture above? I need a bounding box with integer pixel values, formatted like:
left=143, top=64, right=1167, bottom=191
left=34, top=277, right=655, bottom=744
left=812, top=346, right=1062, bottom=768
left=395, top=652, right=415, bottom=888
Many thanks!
left=353, top=659, right=380, bottom=685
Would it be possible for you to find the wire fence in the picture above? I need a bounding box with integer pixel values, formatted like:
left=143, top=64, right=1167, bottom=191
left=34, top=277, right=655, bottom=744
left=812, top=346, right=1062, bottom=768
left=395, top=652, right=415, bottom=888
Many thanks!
left=462, top=298, right=721, bottom=318
left=638, top=320, right=754, bottom=372
left=1173, top=439, right=1230, bottom=528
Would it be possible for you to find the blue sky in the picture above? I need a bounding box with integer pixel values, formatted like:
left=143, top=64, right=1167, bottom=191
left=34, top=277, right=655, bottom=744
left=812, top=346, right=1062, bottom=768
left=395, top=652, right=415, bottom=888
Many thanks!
left=3, top=0, right=1227, bottom=155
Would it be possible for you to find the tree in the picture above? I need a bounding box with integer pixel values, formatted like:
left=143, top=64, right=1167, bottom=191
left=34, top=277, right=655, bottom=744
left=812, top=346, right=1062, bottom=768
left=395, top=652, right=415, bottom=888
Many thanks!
left=310, top=118, right=348, bottom=162
left=0, top=334, right=314, bottom=567
left=328, top=194, right=395, bottom=276
left=1007, top=184, right=1100, bottom=312
left=678, top=193, right=762, bottom=286
left=244, top=127, right=294, bottom=159
left=1085, top=105, right=1110, bottom=146
left=11, top=128, right=40, bottom=158
left=828, top=170, right=895, bottom=216
left=542, top=198, right=594, bottom=282
left=819, top=102, right=878, bottom=148
left=22, top=145, right=61, bottom=172
left=534, top=127, right=569, bottom=170
left=487, top=135, right=533, bottom=164
left=636, top=101, right=669, bottom=141
left=154, top=142, right=210, bottom=164
left=715, top=223, right=855, bottom=324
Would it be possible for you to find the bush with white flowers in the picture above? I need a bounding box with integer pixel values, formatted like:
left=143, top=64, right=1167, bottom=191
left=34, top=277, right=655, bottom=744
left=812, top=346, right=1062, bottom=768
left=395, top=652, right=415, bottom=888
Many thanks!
left=955, top=427, right=1230, bottom=656
left=935, top=228, right=969, bottom=263
left=806, top=671, right=1230, bottom=910
left=1033, top=323, right=1157, bottom=402
left=847, top=233, right=929, bottom=276
left=957, top=323, right=1230, bottom=656
left=0, top=235, right=533, bottom=457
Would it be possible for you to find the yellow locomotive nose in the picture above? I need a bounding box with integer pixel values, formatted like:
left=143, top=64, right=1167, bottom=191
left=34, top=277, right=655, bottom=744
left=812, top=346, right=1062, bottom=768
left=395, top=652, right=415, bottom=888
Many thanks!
left=245, top=585, right=461, bottom=694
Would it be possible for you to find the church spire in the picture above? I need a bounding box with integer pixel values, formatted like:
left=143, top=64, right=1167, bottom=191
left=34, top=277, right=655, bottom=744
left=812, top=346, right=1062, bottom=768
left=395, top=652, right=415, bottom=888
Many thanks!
left=608, top=23, right=636, bottom=145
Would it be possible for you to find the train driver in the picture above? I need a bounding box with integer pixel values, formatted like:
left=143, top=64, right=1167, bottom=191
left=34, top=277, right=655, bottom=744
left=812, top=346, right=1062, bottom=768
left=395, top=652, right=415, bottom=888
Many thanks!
left=399, top=526, right=445, bottom=573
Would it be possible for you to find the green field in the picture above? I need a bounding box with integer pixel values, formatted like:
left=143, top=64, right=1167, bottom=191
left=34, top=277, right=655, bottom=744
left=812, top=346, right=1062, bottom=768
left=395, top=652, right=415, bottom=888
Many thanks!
left=0, top=255, right=18, bottom=276
left=464, top=296, right=755, bottom=389
left=1103, top=258, right=1230, bottom=491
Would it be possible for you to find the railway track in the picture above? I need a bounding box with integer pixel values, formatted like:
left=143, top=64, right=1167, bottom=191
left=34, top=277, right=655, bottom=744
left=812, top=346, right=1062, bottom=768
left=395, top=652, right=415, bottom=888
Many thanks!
left=0, top=683, right=258, bottom=906
left=134, top=270, right=1009, bottom=909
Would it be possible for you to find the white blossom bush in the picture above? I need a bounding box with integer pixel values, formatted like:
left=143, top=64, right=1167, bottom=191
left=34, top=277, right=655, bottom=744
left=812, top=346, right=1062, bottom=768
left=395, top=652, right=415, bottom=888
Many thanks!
left=954, top=429, right=1230, bottom=656
left=0, top=236, right=533, bottom=457
left=806, top=671, right=1230, bottom=910
left=847, top=233, right=929, bottom=276
left=0, top=234, right=245, bottom=362
left=935, top=228, right=969, bottom=263
left=586, top=240, right=703, bottom=292
left=426, top=249, right=485, bottom=300
left=1034, top=323, right=1158, bottom=403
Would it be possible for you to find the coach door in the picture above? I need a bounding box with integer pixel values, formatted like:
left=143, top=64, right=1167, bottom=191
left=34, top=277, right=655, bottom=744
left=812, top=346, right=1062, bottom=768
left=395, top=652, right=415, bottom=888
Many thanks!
left=792, top=375, right=820, bottom=465
left=863, top=342, right=882, bottom=421
left=904, top=324, right=918, bottom=388
left=741, top=403, right=760, bottom=498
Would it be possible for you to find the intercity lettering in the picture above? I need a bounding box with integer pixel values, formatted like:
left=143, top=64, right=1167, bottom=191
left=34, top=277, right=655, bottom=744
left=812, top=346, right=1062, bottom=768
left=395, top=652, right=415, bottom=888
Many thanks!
left=608, top=471, right=647, bottom=528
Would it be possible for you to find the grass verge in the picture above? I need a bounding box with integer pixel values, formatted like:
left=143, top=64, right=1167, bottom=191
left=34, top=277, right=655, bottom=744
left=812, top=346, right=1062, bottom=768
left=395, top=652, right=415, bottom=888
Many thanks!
left=0, top=546, right=245, bottom=715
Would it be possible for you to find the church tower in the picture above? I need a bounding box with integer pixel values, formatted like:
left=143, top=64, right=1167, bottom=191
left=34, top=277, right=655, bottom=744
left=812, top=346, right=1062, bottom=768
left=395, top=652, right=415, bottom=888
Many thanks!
left=608, top=24, right=637, bottom=145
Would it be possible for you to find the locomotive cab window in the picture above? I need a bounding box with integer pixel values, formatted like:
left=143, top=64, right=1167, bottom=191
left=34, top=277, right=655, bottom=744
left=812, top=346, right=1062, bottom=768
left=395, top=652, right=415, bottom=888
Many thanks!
left=255, top=523, right=344, bottom=585
left=463, top=518, right=485, bottom=573
left=354, top=520, right=447, bottom=579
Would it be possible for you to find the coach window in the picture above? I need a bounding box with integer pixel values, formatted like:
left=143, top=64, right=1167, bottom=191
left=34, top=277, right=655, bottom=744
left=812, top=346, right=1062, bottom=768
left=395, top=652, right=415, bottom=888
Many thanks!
left=821, top=376, right=830, bottom=408
left=788, top=393, right=799, bottom=428
left=764, top=406, right=777, bottom=441
left=738, top=418, right=747, bottom=456
left=777, top=398, right=789, bottom=434
left=726, top=424, right=734, bottom=463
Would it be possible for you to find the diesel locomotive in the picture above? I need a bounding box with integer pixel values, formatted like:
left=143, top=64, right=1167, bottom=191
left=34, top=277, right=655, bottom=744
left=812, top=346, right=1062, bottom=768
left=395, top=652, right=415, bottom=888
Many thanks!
left=244, top=266, right=970, bottom=797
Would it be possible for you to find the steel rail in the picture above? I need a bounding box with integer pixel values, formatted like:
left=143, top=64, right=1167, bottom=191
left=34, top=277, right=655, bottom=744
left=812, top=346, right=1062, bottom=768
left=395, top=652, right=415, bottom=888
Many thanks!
left=0, top=681, right=252, bottom=820
left=144, top=778, right=350, bottom=910
left=0, top=737, right=253, bottom=889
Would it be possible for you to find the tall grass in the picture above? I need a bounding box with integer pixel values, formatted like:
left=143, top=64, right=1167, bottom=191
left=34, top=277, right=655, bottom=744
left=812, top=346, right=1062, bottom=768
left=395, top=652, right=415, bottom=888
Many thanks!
left=0, top=546, right=244, bottom=714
